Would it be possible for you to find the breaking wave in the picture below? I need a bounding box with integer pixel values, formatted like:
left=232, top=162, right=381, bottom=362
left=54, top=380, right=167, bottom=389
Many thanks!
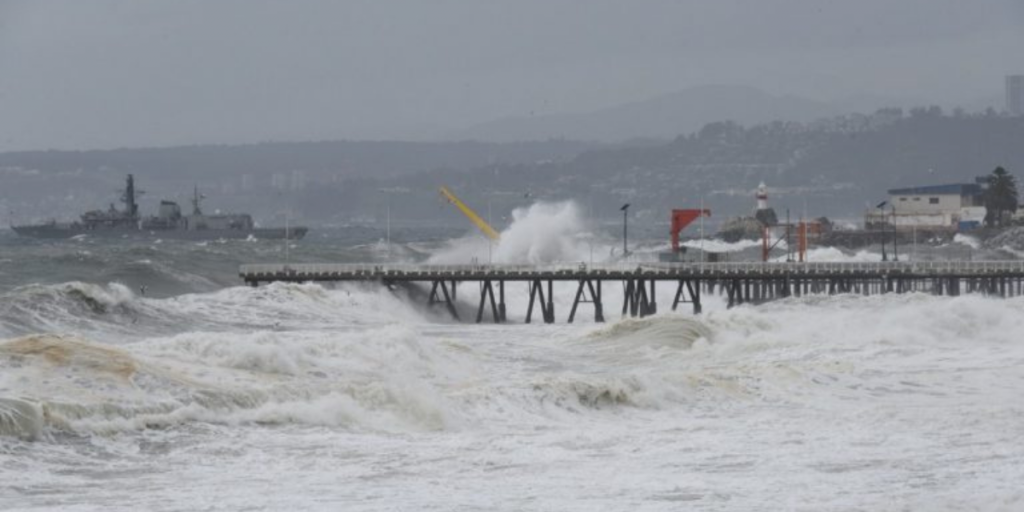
left=4, top=274, right=1024, bottom=448
left=429, top=200, right=613, bottom=264
left=0, top=332, right=468, bottom=438
left=0, top=280, right=434, bottom=338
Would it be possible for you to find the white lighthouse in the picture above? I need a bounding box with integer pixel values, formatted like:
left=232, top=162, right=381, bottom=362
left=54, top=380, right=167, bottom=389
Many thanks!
left=756, top=182, right=769, bottom=211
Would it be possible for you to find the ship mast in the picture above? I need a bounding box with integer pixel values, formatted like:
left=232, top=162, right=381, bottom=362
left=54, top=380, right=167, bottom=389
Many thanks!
left=123, top=174, right=139, bottom=219
left=191, top=184, right=205, bottom=216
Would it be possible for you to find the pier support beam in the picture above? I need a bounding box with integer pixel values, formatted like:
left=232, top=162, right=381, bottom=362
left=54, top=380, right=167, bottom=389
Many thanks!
left=476, top=280, right=502, bottom=323
left=526, top=279, right=555, bottom=324
left=622, top=279, right=656, bottom=318
left=671, top=279, right=702, bottom=314
left=428, top=280, right=459, bottom=320
left=726, top=279, right=744, bottom=308
left=568, top=279, right=605, bottom=323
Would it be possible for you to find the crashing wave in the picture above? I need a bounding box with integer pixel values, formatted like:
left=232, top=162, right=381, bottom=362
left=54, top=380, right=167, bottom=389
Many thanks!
left=0, top=332, right=461, bottom=439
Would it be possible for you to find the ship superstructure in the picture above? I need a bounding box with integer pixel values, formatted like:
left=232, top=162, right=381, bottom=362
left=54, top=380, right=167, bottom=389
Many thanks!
left=11, top=175, right=307, bottom=240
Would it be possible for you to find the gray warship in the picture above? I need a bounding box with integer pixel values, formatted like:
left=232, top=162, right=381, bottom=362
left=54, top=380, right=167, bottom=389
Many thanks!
left=11, top=175, right=308, bottom=240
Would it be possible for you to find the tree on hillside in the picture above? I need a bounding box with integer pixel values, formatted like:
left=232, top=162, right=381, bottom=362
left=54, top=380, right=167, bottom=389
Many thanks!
left=984, top=166, right=1019, bottom=227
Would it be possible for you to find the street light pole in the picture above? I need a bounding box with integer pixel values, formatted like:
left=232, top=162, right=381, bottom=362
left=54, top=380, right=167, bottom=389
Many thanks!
left=378, top=187, right=410, bottom=261
left=891, top=204, right=898, bottom=262
left=488, top=195, right=493, bottom=264
left=620, top=203, right=630, bottom=259
left=700, top=195, right=705, bottom=270
left=876, top=201, right=888, bottom=262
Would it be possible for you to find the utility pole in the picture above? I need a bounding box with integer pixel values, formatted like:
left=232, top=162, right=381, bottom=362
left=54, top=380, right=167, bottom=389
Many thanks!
left=700, top=195, right=705, bottom=270
left=620, top=203, right=630, bottom=259
left=488, top=194, right=493, bottom=264
left=877, top=201, right=888, bottom=262
left=891, top=204, right=898, bottom=261
left=786, top=209, right=793, bottom=262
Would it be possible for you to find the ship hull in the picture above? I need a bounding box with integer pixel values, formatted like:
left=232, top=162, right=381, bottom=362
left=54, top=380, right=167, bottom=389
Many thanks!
left=11, top=224, right=308, bottom=241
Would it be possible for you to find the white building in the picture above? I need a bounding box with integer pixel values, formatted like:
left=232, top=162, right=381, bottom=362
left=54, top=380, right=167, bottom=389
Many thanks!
left=867, top=182, right=986, bottom=232
left=756, top=181, right=768, bottom=211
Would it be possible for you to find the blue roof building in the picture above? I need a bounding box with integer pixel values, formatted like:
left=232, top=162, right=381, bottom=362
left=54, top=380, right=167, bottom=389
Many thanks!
left=872, top=179, right=988, bottom=232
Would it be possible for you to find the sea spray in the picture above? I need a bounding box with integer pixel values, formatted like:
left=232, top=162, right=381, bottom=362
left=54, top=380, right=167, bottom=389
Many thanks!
left=491, top=202, right=594, bottom=264
left=429, top=200, right=614, bottom=265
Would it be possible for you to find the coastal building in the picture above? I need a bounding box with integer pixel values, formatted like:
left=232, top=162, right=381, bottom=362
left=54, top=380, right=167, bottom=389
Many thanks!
left=1008, top=75, right=1024, bottom=116
left=753, top=181, right=778, bottom=226
left=867, top=181, right=986, bottom=232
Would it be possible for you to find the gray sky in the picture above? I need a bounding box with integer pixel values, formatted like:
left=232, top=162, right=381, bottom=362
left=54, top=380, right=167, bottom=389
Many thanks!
left=1, top=0, right=1022, bottom=150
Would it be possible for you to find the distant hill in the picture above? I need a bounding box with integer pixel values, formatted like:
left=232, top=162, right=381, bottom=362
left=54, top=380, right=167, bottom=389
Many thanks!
left=0, top=139, right=599, bottom=224
left=399, top=108, right=1024, bottom=232
left=0, top=139, right=599, bottom=182
left=453, top=85, right=845, bottom=142
left=6, top=109, right=1023, bottom=231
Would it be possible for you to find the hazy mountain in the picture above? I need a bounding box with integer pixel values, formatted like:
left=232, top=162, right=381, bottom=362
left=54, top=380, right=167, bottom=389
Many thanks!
left=406, top=109, right=1024, bottom=231
left=453, top=85, right=847, bottom=142
left=6, top=109, right=1022, bottom=230
left=0, top=139, right=599, bottom=225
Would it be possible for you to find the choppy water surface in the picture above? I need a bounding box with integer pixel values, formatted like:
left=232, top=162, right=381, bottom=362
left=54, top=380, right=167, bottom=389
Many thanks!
left=2, top=215, right=1023, bottom=511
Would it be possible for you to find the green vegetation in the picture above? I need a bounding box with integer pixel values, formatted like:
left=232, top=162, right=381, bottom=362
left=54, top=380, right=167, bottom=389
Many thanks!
left=984, top=166, right=1019, bottom=227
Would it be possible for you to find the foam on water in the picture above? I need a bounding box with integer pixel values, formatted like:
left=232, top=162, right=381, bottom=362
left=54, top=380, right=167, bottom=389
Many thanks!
left=4, top=227, right=1024, bottom=510
left=954, top=233, right=981, bottom=249
left=682, top=237, right=760, bottom=253
left=3, top=288, right=1024, bottom=510
left=0, top=328, right=470, bottom=436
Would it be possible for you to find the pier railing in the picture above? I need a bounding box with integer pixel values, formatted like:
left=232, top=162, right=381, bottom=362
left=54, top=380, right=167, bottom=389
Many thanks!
left=239, top=260, right=1024, bottom=323
left=240, top=260, right=1024, bottom=279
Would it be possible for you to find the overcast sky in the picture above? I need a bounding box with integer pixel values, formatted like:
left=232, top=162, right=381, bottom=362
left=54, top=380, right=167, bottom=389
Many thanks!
left=1, top=0, right=1022, bottom=151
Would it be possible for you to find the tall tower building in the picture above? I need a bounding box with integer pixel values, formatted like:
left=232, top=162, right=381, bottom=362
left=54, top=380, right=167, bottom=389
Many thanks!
left=756, top=182, right=769, bottom=211
left=1008, top=75, right=1024, bottom=116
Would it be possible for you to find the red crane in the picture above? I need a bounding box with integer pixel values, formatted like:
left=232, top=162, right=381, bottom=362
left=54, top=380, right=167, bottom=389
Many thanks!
left=670, top=209, right=711, bottom=253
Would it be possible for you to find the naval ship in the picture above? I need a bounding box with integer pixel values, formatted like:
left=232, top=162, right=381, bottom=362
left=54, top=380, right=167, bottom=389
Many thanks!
left=11, top=175, right=308, bottom=240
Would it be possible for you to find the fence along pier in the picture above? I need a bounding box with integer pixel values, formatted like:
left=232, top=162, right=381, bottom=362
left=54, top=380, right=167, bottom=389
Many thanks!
left=239, top=261, right=1024, bottom=324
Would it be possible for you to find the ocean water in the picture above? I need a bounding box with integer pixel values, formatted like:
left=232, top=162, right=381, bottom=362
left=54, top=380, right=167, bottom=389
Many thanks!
left=2, top=205, right=1023, bottom=511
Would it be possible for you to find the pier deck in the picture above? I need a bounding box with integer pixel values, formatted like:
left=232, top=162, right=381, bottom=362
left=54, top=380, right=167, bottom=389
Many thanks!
left=240, top=261, right=1024, bottom=323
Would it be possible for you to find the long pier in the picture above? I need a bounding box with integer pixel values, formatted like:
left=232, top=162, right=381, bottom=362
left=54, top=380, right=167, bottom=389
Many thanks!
left=239, top=261, right=1024, bottom=324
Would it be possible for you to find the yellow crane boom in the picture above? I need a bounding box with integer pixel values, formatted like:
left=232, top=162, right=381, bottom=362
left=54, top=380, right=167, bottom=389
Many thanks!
left=439, top=186, right=500, bottom=241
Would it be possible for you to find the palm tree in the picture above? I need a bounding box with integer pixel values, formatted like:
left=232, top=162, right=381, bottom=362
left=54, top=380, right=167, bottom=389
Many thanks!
left=984, top=166, right=1019, bottom=227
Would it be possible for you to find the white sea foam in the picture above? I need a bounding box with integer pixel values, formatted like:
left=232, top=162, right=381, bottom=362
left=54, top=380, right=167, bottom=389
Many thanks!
left=953, top=233, right=981, bottom=249
left=429, top=200, right=614, bottom=265
left=777, top=245, right=882, bottom=262
left=4, top=243, right=1024, bottom=510
left=681, top=237, right=761, bottom=253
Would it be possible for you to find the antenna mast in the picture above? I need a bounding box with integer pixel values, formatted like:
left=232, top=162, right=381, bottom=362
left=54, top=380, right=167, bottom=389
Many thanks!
left=123, top=174, right=139, bottom=219
left=192, top=185, right=204, bottom=215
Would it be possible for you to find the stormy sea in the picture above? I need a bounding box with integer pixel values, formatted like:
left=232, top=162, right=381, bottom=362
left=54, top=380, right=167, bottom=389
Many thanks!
left=2, top=203, right=1023, bottom=511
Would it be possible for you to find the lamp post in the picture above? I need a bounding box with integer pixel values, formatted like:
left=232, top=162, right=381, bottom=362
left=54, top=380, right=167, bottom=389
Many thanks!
left=890, top=204, right=899, bottom=262
left=378, top=187, right=410, bottom=261
left=377, top=188, right=392, bottom=259
left=876, top=201, right=888, bottom=262
left=620, top=203, right=630, bottom=259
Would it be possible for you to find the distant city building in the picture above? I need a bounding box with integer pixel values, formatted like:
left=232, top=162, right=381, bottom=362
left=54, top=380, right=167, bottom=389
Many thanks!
left=290, top=170, right=307, bottom=191
left=871, top=180, right=987, bottom=232
left=1008, top=75, right=1024, bottom=116
left=271, top=173, right=288, bottom=190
